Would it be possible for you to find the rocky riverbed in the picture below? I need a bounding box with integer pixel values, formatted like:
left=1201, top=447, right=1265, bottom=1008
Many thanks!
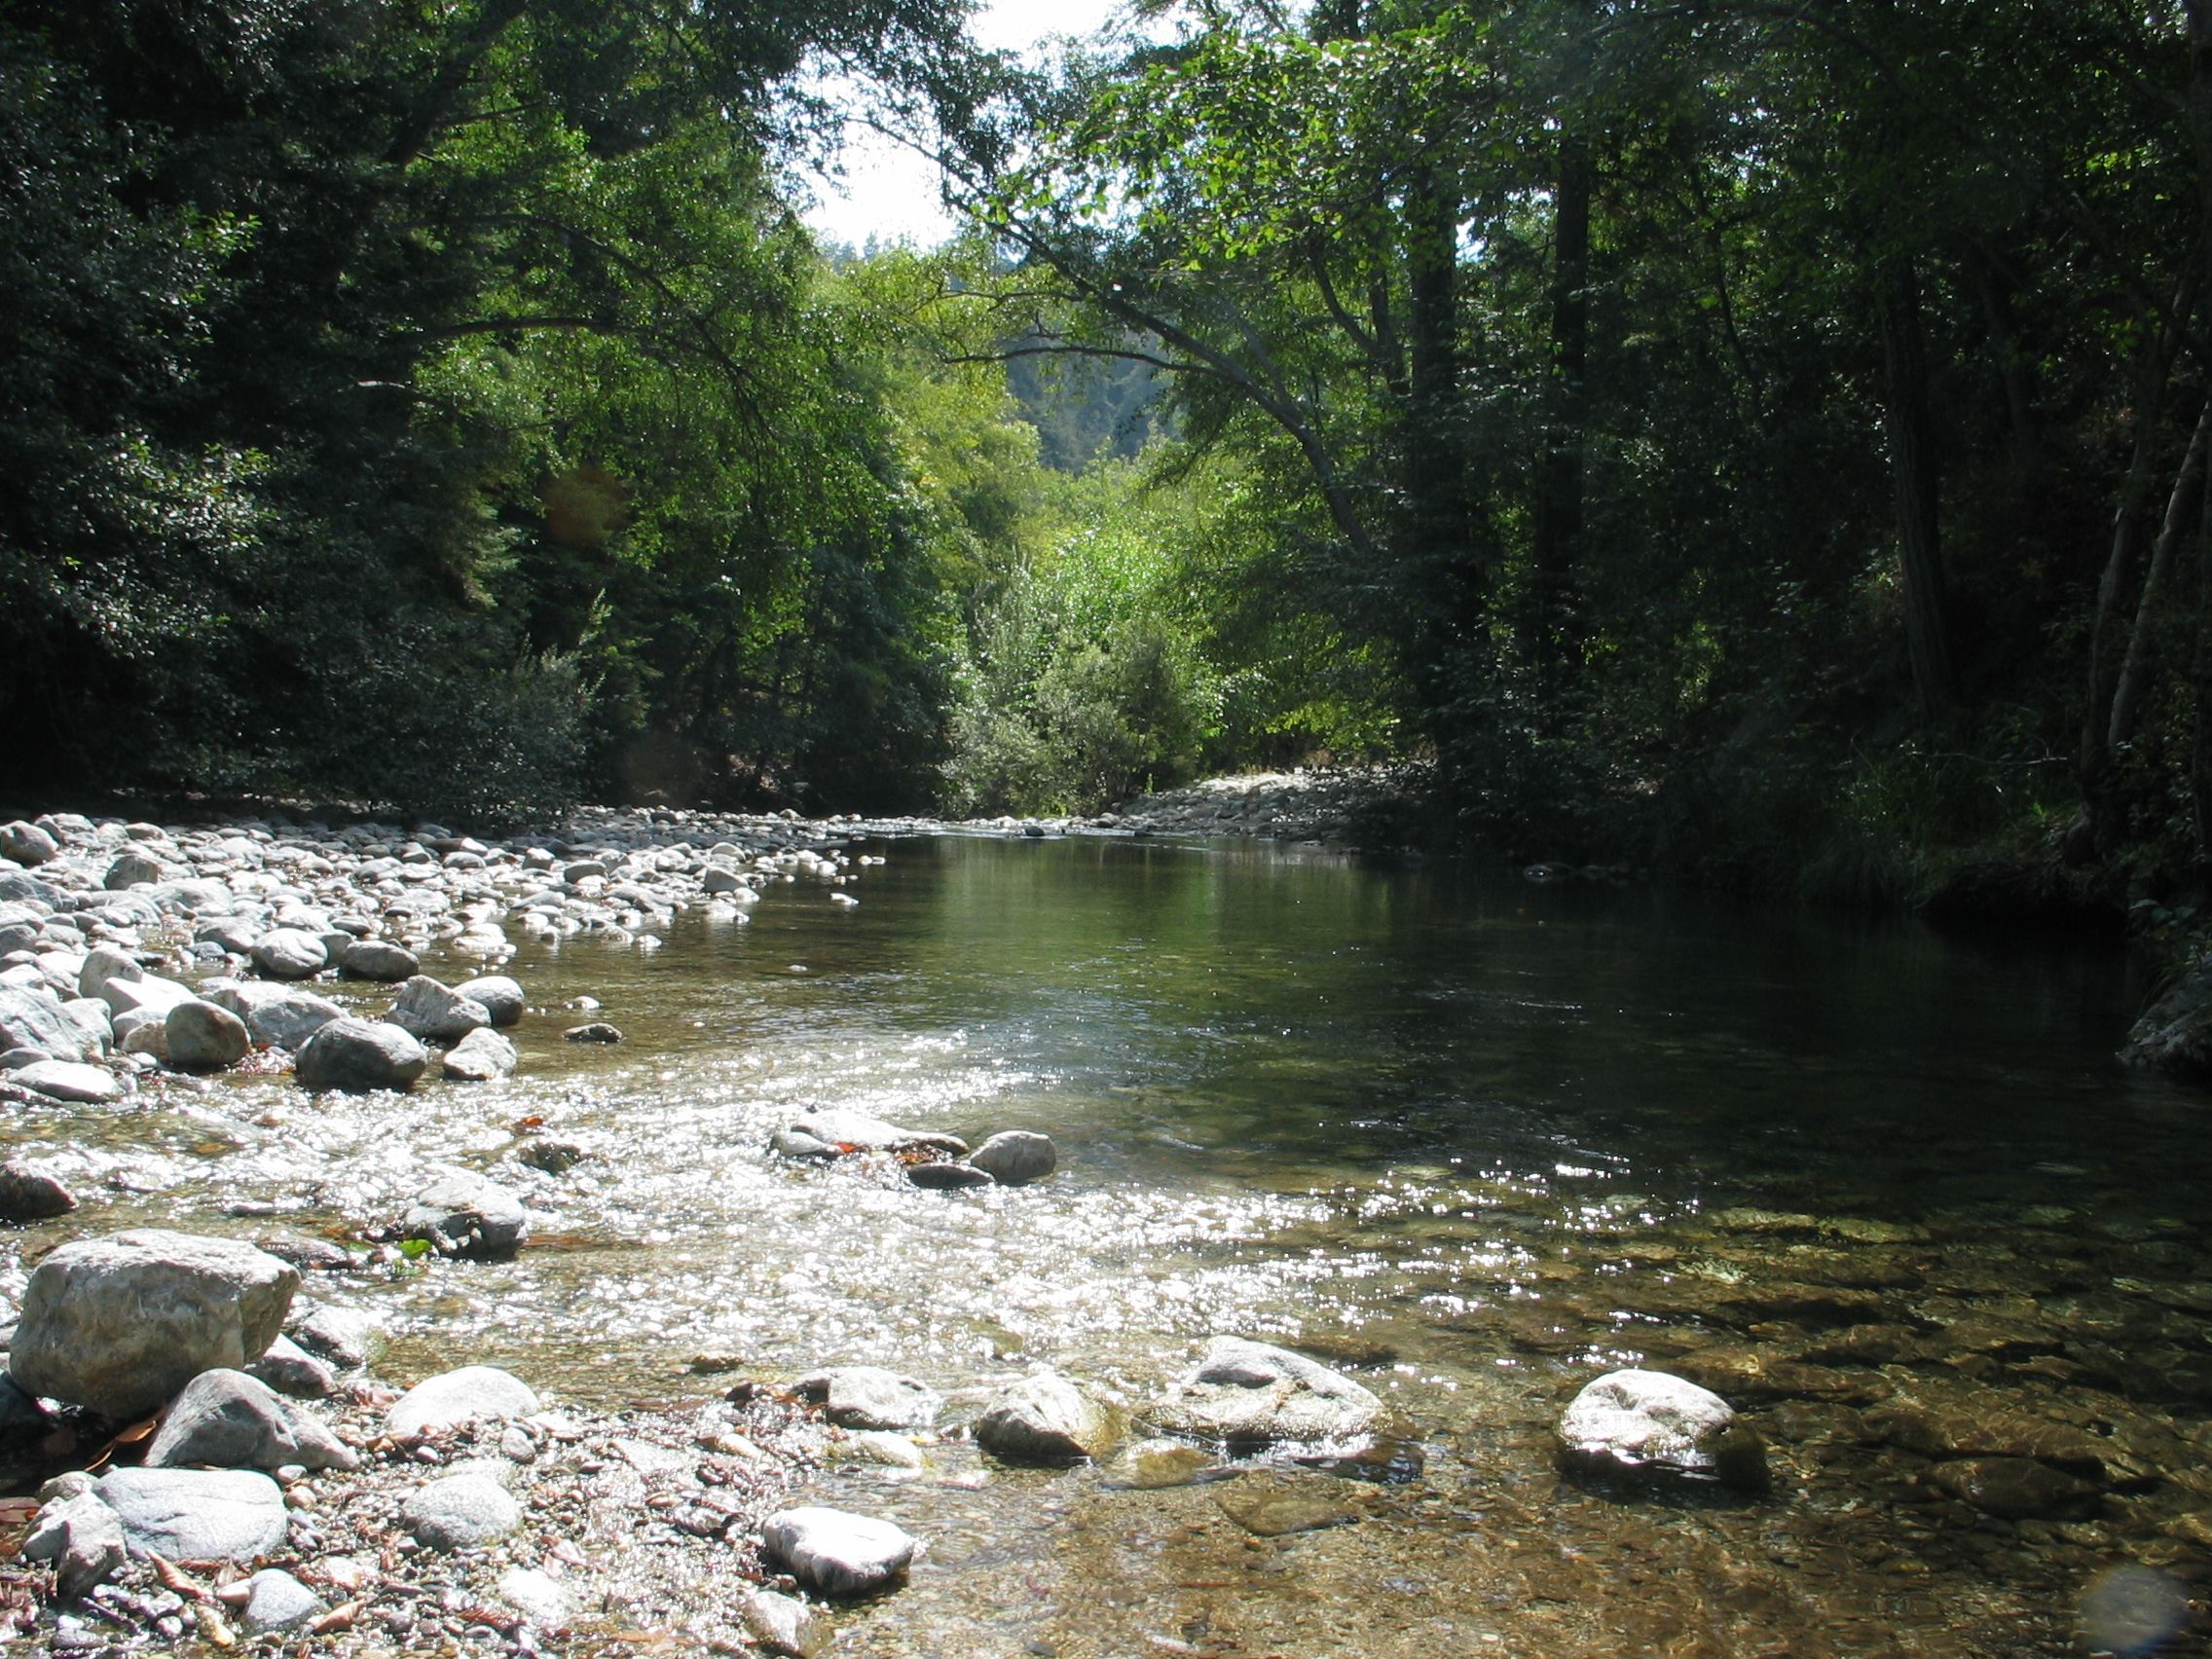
left=0, top=796, right=2210, bottom=1656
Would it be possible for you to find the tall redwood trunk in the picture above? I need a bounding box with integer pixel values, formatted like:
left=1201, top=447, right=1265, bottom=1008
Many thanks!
left=1531, top=132, right=1590, bottom=697
left=1877, top=256, right=1959, bottom=718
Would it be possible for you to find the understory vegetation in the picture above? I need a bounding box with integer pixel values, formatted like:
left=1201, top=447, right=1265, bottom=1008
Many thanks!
left=8, top=1, right=2212, bottom=920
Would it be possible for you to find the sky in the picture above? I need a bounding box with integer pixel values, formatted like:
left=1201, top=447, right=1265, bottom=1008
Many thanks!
left=800, top=0, right=1132, bottom=249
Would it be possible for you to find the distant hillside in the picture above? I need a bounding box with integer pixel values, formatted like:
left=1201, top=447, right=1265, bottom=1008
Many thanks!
left=1004, top=343, right=1161, bottom=471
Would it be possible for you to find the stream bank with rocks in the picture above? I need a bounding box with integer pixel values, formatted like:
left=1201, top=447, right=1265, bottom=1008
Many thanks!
left=0, top=800, right=2209, bottom=1655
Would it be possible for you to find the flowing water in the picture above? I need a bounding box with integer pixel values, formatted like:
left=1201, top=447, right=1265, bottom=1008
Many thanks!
left=10, top=832, right=2212, bottom=1656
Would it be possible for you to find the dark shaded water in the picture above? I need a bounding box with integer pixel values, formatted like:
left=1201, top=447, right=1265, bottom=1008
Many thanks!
left=12, top=833, right=2212, bottom=1655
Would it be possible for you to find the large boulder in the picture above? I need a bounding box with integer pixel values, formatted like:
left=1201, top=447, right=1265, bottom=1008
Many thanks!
left=453, top=975, right=526, bottom=1028
left=0, top=985, right=85, bottom=1061
left=336, top=939, right=420, bottom=982
left=402, top=1170, right=529, bottom=1258
left=2122, top=960, right=2212, bottom=1076
left=975, top=1370, right=1122, bottom=1464
left=8, top=1230, right=299, bottom=1419
left=165, top=1000, right=251, bottom=1072
left=759, top=1506, right=917, bottom=1598
left=142, top=1368, right=358, bottom=1473
left=250, top=928, right=328, bottom=981
left=0, top=822, right=60, bottom=867
left=295, top=1016, right=426, bottom=1093
left=1556, top=1368, right=1768, bottom=1490
left=204, top=980, right=344, bottom=1051
left=12, top=1059, right=124, bottom=1104
left=388, top=976, right=491, bottom=1043
left=1147, top=1338, right=1382, bottom=1449
left=94, top=1467, right=288, bottom=1561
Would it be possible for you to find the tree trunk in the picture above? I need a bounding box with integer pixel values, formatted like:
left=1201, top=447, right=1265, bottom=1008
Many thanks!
left=1531, top=132, right=1590, bottom=696
left=2109, top=390, right=2212, bottom=752
left=1876, top=256, right=1959, bottom=718
left=1401, top=159, right=1483, bottom=711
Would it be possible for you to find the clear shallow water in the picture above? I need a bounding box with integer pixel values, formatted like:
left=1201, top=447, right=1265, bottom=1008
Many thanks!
left=7, top=832, right=2211, bottom=1655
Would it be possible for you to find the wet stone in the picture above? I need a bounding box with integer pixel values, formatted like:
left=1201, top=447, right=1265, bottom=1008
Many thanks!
left=759, top=1505, right=917, bottom=1598
left=387, top=1365, right=540, bottom=1440
left=564, top=1022, right=623, bottom=1044
left=1214, top=1472, right=1363, bottom=1537
left=969, top=1130, right=1058, bottom=1186
left=1557, top=1368, right=1769, bottom=1491
left=403, top=1472, right=520, bottom=1550
left=95, top=1467, right=288, bottom=1562
left=743, top=1586, right=830, bottom=1658
left=1928, top=1456, right=2104, bottom=1522
left=976, top=1370, right=1122, bottom=1464
left=242, top=1568, right=322, bottom=1633
left=1149, top=1337, right=1383, bottom=1449
left=402, top=1169, right=530, bottom=1258
left=0, top=1159, right=76, bottom=1221
left=907, top=1160, right=994, bottom=1190
left=294, top=1016, right=425, bottom=1093
left=798, top=1366, right=941, bottom=1430
left=14, top=1059, right=123, bottom=1104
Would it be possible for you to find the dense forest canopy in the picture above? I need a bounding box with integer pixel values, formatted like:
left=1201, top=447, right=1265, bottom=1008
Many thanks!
left=6, top=0, right=2212, bottom=909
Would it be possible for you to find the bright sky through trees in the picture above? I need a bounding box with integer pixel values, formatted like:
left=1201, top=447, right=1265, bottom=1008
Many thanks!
left=803, top=0, right=1127, bottom=248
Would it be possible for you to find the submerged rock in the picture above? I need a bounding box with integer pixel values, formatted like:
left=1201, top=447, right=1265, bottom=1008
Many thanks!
left=1928, top=1456, right=2103, bottom=1521
left=1214, top=1471, right=1363, bottom=1537
left=9, top=1230, right=298, bottom=1419
left=1148, top=1336, right=1383, bottom=1448
left=759, top=1505, right=917, bottom=1597
left=1557, top=1368, right=1768, bottom=1491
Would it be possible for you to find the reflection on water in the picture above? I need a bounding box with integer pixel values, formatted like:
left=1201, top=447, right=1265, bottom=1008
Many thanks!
left=5, top=833, right=2209, bottom=1655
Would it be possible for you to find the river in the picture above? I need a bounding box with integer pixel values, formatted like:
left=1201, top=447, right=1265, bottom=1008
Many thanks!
left=18, top=831, right=2212, bottom=1656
